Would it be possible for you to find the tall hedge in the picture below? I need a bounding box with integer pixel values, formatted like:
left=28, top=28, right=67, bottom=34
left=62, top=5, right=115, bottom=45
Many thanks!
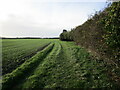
left=59, top=2, right=120, bottom=63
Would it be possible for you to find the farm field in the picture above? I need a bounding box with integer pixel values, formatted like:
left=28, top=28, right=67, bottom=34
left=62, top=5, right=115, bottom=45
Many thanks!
left=2, top=39, right=117, bottom=89
left=2, top=39, right=53, bottom=75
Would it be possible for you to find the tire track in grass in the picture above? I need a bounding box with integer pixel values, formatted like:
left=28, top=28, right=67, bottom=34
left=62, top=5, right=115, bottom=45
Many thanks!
left=43, top=42, right=63, bottom=88
left=2, top=43, right=54, bottom=90
left=49, top=41, right=79, bottom=88
left=20, top=41, right=78, bottom=89
left=20, top=42, right=62, bottom=89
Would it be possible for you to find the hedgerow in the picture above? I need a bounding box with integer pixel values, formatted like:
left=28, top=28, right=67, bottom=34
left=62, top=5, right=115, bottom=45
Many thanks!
left=59, top=2, right=120, bottom=63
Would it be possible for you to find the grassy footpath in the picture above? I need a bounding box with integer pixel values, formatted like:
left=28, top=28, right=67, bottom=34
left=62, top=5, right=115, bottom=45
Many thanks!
left=2, top=40, right=118, bottom=89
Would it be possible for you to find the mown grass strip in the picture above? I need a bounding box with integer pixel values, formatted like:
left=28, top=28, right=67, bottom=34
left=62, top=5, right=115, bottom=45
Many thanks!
left=2, top=43, right=54, bottom=90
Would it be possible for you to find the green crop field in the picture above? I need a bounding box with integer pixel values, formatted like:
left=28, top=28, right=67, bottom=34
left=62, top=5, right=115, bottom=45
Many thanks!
left=1, top=39, right=117, bottom=89
left=2, top=39, right=54, bottom=75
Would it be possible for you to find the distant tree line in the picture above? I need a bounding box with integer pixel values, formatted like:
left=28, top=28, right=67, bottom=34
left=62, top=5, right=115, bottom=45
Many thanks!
left=1, top=37, right=59, bottom=39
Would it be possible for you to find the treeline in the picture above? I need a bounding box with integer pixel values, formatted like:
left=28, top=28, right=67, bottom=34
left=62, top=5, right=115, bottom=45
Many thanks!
left=1, top=37, right=59, bottom=39
left=59, top=2, right=120, bottom=64
left=60, top=29, right=74, bottom=41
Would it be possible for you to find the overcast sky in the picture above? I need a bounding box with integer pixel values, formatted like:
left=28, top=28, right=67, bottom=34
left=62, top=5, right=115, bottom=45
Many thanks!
left=0, top=0, right=108, bottom=38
